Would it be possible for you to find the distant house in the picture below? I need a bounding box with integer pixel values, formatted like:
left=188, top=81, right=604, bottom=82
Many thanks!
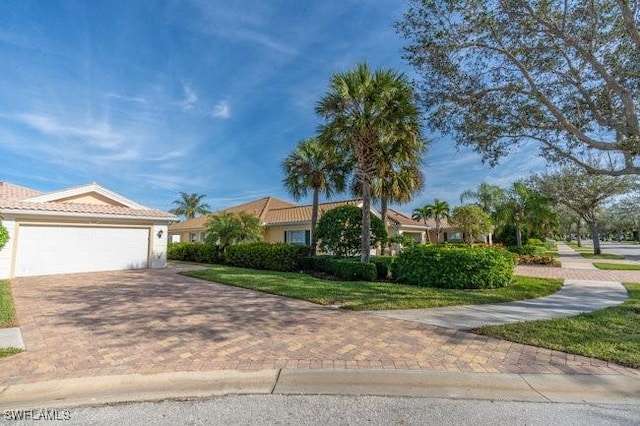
left=168, top=196, right=454, bottom=247
left=0, top=181, right=175, bottom=278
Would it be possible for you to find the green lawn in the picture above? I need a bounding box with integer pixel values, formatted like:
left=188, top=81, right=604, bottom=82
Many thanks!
left=0, top=280, right=17, bottom=328
left=566, top=242, right=625, bottom=259
left=183, top=265, right=563, bottom=311
left=0, top=348, right=22, bottom=358
left=593, top=263, right=640, bottom=271
left=474, top=283, right=640, bottom=369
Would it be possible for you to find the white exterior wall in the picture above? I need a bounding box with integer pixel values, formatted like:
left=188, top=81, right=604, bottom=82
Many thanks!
left=0, top=217, right=16, bottom=279
left=151, top=224, right=168, bottom=268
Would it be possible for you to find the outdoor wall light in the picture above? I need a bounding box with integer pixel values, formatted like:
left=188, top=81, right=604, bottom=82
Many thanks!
left=157, top=230, right=164, bottom=239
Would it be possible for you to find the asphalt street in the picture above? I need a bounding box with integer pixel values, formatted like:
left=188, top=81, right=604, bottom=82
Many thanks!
left=600, top=242, right=640, bottom=262
left=6, top=395, right=639, bottom=426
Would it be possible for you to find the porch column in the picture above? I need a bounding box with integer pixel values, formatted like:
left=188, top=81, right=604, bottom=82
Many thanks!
left=421, top=231, right=426, bottom=244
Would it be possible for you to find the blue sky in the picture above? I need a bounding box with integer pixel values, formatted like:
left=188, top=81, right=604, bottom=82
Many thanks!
left=0, top=0, right=547, bottom=214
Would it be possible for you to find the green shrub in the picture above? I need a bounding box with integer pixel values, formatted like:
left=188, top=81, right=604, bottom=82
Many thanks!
left=392, top=245, right=516, bottom=289
left=167, top=242, right=223, bottom=264
left=508, top=245, right=547, bottom=255
left=370, top=256, right=394, bottom=280
left=315, top=205, right=387, bottom=257
left=302, top=256, right=377, bottom=281
left=225, top=242, right=309, bottom=272
left=0, top=222, right=8, bottom=252
left=517, top=255, right=561, bottom=267
left=527, top=238, right=545, bottom=246
left=495, top=224, right=528, bottom=246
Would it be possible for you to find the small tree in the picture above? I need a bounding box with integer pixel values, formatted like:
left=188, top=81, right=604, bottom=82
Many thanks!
left=315, top=205, right=387, bottom=257
left=205, top=212, right=263, bottom=252
left=450, top=205, right=492, bottom=244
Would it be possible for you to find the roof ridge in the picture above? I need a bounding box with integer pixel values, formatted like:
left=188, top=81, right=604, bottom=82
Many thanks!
left=269, top=198, right=362, bottom=212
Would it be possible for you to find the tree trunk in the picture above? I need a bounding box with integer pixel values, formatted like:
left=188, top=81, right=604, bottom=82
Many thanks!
left=380, top=196, right=388, bottom=255
left=310, top=188, right=319, bottom=256
left=590, top=221, right=601, bottom=255
left=361, top=179, right=371, bottom=264
left=576, top=220, right=582, bottom=247
left=435, top=218, right=440, bottom=243
left=515, top=222, right=523, bottom=247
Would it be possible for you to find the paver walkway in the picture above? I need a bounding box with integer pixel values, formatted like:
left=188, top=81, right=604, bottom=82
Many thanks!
left=370, top=242, right=632, bottom=329
left=1, top=269, right=636, bottom=387
left=368, top=279, right=627, bottom=329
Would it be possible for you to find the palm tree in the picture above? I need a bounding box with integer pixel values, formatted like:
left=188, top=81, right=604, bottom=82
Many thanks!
left=460, top=183, right=505, bottom=217
left=316, top=63, right=423, bottom=263
left=411, top=205, right=432, bottom=243
left=205, top=211, right=263, bottom=252
left=428, top=199, right=450, bottom=243
left=170, top=192, right=211, bottom=220
left=282, top=138, right=350, bottom=255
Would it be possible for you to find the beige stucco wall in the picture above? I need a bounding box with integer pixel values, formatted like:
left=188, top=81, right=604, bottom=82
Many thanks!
left=56, top=192, right=126, bottom=206
left=264, top=224, right=310, bottom=244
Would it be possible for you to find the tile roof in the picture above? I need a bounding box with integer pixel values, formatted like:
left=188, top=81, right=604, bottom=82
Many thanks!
left=387, top=208, right=451, bottom=229
left=265, top=199, right=362, bottom=224
left=0, top=181, right=175, bottom=220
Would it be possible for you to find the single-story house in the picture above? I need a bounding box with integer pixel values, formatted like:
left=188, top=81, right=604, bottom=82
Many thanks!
left=169, top=196, right=454, bottom=247
left=0, top=181, right=176, bottom=278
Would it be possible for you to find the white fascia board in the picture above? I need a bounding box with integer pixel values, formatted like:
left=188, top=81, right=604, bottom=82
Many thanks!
left=23, top=183, right=147, bottom=209
left=0, top=208, right=175, bottom=223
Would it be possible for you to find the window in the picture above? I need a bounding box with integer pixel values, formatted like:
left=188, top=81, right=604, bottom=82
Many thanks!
left=284, top=230, right=310, bottom=245
left=189, top=232, right=198, bottom=242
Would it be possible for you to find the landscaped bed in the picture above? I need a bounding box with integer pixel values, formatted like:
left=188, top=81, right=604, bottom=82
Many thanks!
left=183, top=265, right=562, bottom=311
left=0, top=279, right=22, bottom=359
left=474, top=283, right=640, bottom=369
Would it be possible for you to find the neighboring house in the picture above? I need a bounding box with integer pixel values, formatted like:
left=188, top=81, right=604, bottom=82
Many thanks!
left=0, top=181, right=176, bottom=278
left=169, top=196, right=453, bottom=247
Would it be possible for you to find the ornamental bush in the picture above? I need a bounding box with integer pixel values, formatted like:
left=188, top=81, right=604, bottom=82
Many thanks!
left=314, top=205, right=387, bottom=257
left=224, top=242, right=309, bottom=272
left=392, top=245, right=516, bottom=289
left=370, top=256, right=394, bottom=280
left=0, top=222, right=9, bottom=252
left=302, top=256, right=377, bottom=281
left=507, top=245, right=547, bottom=255
left=167, top=242, right=223, bottom=264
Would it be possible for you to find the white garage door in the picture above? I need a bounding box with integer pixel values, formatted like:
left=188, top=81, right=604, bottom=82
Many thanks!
left=14, top=225, right=150, bottom=277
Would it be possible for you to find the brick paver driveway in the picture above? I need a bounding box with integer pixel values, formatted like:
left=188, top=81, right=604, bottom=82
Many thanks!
left=1, top=269, right=637, bottom=385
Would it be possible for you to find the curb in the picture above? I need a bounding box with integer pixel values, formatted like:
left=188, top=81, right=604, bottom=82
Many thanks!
left=1, top=370, right=639, bottom=410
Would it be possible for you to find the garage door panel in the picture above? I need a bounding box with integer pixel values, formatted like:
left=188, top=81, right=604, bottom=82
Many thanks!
left=14, top=226, right=149, bottom=277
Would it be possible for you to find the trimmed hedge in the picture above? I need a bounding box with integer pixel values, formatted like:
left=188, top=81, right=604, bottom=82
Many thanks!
left=392, top=245, right=517, bottom=289
left=508, top=245, right=547, bottom=255
left=167, top=242, right=223, bottom=264
left=224, top=242, right=309, bottom=272
left=302, top=256, right=377, bottom=281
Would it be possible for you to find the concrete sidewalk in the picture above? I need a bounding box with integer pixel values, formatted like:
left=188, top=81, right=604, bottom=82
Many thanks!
left=368, top=279, right=627, bottom=330
left=557, top=242, right=599, bottom=270
left=1, top=369, right=639, bottom=410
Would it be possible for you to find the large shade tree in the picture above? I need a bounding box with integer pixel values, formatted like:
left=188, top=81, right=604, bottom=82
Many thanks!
left=170, top=192, right=211, bottom=220
left=399, top=0, right=640, bottom=176
left=533, top=167, right=636, bottom=254
left=317, top=63, right=424, bottom=263
left=282, top=137, right=350, bottom=255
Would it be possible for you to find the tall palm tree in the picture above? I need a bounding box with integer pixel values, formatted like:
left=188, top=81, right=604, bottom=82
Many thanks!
left=460, top=183, right=505, bottom=217
left=316, top=63, right=423, bottom=263
left=170, top=192, right=211, bottom=220
left=282, top=138, right=350, bottom=255
left=428, top=198, right=450, bottom=243
left=411, top=205, right=432, bottom=243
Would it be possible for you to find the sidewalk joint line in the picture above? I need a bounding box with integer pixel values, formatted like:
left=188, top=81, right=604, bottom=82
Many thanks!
left=271, top=369, right=282, bottom=394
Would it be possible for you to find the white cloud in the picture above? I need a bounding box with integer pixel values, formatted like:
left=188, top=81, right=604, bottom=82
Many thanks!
left=180, top=84, right=198, bottom=111
left=104, top=93, right=147, bottom=104
left=211, top=101, right=231, bottom=119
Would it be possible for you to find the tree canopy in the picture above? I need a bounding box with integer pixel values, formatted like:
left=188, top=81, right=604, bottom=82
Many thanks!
left=205, top=211, right=263, bottom=252
left=282, top=137, right=350, bottom=255
left=316, top=63, right=424, bottom=263
left=170, top=192, right=211, bottom=220
left=399, top=0, right=640, bottom=176
left=315, top=205, right=387, bottom=257
left=450, top=205, right=493, bottom=244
